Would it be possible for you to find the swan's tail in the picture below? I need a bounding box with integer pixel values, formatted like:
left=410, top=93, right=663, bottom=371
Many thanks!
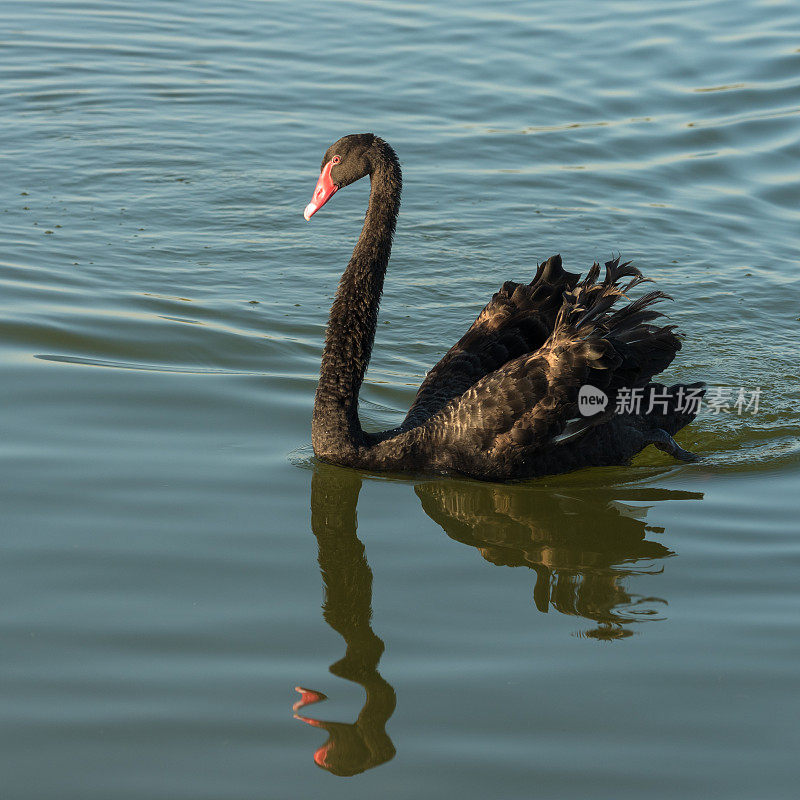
left=552, top=257, right=664, bottom=335
left=547, top=256, right=682, bottom=387
left=537, top=258, right=702, bottom=456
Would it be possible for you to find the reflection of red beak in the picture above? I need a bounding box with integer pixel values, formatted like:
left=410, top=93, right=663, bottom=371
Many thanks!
left=292, top=686, right=327, bottom=713
left=304, top=160, right=338, bottom=220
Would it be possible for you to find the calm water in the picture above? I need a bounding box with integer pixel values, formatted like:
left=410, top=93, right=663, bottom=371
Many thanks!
left=2, top=1, right=800, bottom=797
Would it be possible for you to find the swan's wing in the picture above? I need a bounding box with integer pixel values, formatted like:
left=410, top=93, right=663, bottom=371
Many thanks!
left=406, top=260, right=683, bottom=478
left=415, top=335, right=618, bottom=477
left=401, top=254, right=579, bottom=429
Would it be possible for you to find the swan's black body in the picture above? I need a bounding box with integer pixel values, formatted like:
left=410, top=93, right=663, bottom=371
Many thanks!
left=308, top=134, right=703, bottom=481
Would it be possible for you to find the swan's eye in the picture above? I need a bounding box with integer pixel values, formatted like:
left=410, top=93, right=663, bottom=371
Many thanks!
left=331, top=155, right=341, bottom=165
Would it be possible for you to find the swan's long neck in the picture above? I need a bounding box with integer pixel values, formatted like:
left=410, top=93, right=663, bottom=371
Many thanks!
left=312, top=143, right=401, bottom=458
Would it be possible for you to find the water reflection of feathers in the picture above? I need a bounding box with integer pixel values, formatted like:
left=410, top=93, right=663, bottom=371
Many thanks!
left=417, top=481, right=701, bottom=638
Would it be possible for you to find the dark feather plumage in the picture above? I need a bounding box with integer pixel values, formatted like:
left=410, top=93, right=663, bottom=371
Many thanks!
left=401, top=254, right=579, bottom=429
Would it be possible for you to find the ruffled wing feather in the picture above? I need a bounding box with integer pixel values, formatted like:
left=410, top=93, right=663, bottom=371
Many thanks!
left=401, top=254, right=579, bottom=429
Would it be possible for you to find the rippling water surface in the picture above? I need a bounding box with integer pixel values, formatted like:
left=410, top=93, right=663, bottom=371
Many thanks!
left=2, top=1, right=799, bottom=798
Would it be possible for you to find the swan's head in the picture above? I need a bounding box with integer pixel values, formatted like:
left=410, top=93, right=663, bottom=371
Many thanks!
left=304, top=133, right=377, bottom=221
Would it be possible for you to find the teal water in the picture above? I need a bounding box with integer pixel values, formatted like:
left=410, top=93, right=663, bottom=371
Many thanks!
left=2, top=1, right=799, bottom=797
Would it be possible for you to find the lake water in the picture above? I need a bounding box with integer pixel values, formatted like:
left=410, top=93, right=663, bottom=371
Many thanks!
left=2, top=1, right=799, bottom=797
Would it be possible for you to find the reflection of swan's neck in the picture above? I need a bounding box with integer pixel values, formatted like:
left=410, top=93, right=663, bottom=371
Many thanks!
left=312, top=143, right=402, bottom=458
left=303, top=470, right=397, bottom=776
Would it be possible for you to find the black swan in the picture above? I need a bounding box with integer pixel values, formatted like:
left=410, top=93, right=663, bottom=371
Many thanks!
left=304, top=133, right=704, bottom=481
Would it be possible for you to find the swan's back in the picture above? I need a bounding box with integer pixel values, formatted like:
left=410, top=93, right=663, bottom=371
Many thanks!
left=364, top=257, right=703, bottom=481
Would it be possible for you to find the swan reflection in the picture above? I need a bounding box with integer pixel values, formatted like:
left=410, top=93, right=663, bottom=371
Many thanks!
left=415, top=479, right=702, bottom=639
left=297, top=465, right=701, bottom=774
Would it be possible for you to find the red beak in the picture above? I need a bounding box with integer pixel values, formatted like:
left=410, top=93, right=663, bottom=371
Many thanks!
left=304, top=160, right=338, bottom=220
